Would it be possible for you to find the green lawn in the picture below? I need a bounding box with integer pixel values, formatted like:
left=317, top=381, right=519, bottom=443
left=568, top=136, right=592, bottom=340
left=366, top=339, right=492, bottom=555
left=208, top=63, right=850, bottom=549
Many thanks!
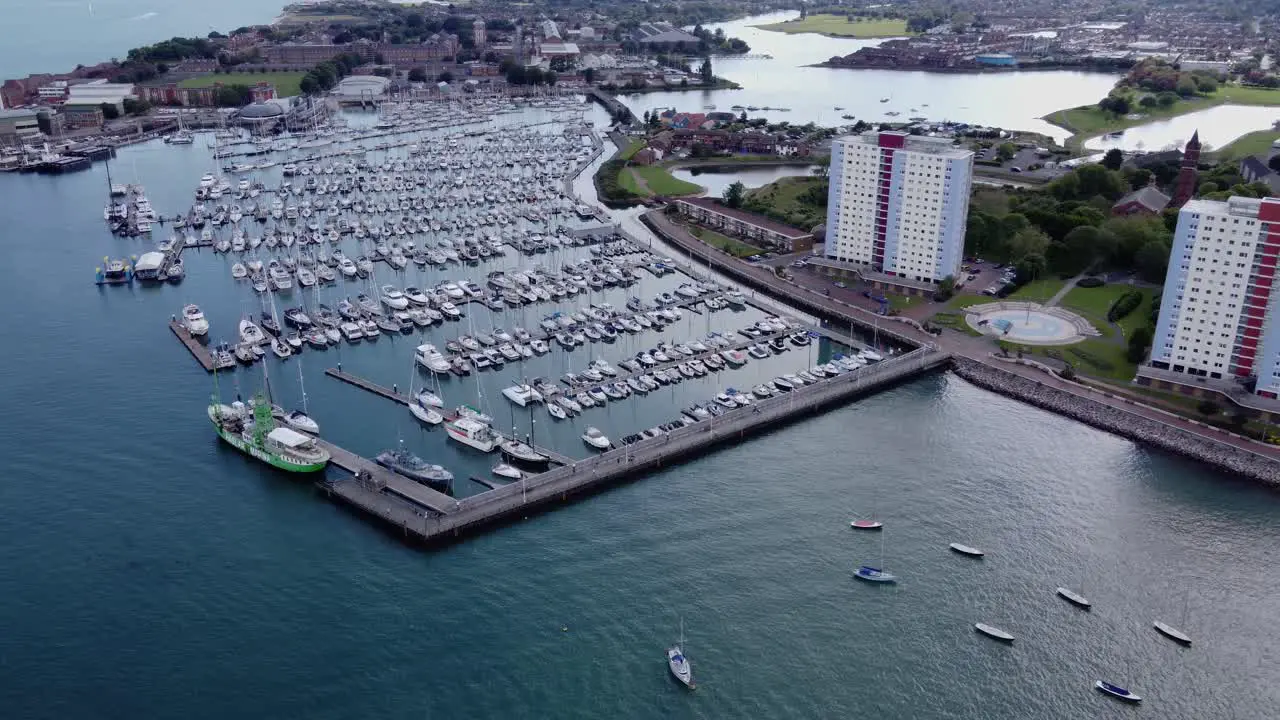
left=755, top=14, right=910, bottom=38
left=1207, top=85, right=1280, bottom=106
left=1214, top=129, right=1280, bottom=160
left=618, top=168, right=645, bottom=196
left=692, top=227, right=763, bottom=257
left=744, top=176, right=826, bottom=229
left=944, top=293, right=990, bottom=311
left=180, top=71, right=306, bottom=98
left=1059, top=284, right=1157, bottom=335
left=632, top=165, right=703, bottom=196
left=618, top=138, right=645, bottom=161
left=886, top=294, right=919, bottom=312
left=1007, top=278, right=1067, bottom=303
left=928, top=311, right=984, bottom=336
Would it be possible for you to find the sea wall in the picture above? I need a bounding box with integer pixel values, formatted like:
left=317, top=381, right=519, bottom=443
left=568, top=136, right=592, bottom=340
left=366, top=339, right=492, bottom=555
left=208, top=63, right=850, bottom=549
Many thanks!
left=950, top=357, right=1280, bottom=487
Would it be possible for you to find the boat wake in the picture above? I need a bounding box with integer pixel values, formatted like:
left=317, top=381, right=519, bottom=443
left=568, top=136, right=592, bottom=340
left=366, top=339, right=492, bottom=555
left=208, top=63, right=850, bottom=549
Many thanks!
left=131, top=11, right=158, bottom=20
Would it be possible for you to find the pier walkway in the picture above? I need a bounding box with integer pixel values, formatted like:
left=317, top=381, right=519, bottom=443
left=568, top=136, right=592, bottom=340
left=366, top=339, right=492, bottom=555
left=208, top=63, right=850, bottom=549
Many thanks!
left=169, top=319, right=216, bottom=372
left=319, top=346, right=950, bottom=544
left=316, top=438, right=457, bottom=515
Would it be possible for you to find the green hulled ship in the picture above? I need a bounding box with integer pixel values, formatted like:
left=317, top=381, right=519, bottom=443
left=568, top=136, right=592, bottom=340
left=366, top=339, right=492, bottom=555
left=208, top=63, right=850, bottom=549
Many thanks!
left=208, top=395, right=330, bottom=473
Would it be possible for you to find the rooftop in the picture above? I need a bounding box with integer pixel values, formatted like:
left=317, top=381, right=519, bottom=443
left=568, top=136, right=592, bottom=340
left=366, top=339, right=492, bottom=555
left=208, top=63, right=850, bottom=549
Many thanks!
left=1114, top=185, right=1171, bottom=213
left=839, top=131, right=972, bottom=159
left=677, top=197, right=812, bottom=240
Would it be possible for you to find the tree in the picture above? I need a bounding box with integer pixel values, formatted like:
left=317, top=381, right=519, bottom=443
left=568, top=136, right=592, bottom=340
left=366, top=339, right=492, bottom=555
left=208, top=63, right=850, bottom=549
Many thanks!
left=1014, top=252, right=1048, bottom=285
left=1139, top=95, right=1157, bottom=108
left=1135, top=240, right=1171, bottom=283
left=374, top=53, right=386, bottom=65
left=996, top=142, right=1016, bottom=162
left=935, top=274, right=956, bottom=301
left=436, top=71, right=454, bottom=83
left=1127, top=326, right=1153, bottom=363
left=99, top=102, right=120, bottom=120
left=1128, top=168, right=1153, bottom=190
left=299, top=76, right=318, bottom=95
left=723, top=181, right=746, bottom=209
left=122, top=97, right=150, bottom=116
left=1268, top=155, right=1280, bottom=174
left=1102, top=148, right=1124, bottom=171
left=408, top=67, right=427, bottom=82
left=1175, top=76, right=1198, bottom=97
left=583, top=68, right=595, bottom=84
left=1197, top=399, right=1221, bottom=417
left=699, top=57, right=713, bottom=83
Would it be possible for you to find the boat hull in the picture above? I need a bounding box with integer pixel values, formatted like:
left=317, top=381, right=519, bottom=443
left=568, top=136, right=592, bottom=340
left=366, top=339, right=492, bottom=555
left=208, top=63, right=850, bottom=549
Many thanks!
left=213, top=425, right=327, bottom=473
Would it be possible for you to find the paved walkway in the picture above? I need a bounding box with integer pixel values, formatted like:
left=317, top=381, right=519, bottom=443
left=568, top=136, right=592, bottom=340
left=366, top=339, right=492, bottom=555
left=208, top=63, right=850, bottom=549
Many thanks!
left=1045, top=272, right=1085, bottom=307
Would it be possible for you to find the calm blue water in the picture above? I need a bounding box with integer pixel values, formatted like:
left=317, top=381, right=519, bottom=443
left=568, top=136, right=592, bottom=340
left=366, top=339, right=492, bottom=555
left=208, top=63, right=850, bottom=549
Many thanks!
left=2, top=0, right=285, bottom=77
left=0, top=116, right=1278, bottom=719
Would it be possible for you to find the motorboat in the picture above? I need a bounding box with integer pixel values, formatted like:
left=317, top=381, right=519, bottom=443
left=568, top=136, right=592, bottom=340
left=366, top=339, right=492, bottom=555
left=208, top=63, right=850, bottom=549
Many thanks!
left=340, top=322, right=364, bottom=342
left=238, top=318, right=266, bottom=345
left=1153, top=621, right=1192, bottom=645
left=381, top=284, right=409, bottom=310
left=404, top=286, right=430, bottom=305
left=181, top=304, right=209, bottom=336
left=445, top=416, right=497, bottom=452
left=415, top=344, right=453, bottom=374
left=547, top=403, right=567, bottom=420
left=581, top=426, right=611, bottom=450
left=752, top=384, right=774, bottom=399
left=1095, top=681, right=1141, bottom=703
left=376, top=448, right=453, bottom=491
left=974, top=623, right=1014, bottom=642
left=502, top=384, right=544, bottom=407
left=271, top=337, right=292, bottom=359
left=283, top=306, right=312, bottom=328
left=231, top=262, right=248, bottom=279
left=850, top=518, right=884, bottom=530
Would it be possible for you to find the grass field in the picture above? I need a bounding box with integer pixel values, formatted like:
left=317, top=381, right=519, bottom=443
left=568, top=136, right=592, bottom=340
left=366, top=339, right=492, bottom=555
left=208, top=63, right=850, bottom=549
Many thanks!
left=1214, top=129, right=1280, bottom=160
left=180, top=72, right=306, bottom=98
left=1007, top=278, right=1067, bottom=303
left=744, top=176, right=826, bottom=229
left=693, top=227, right=763, bottom=257
left=1060, top=284, right=1156, bottom=335
left=755, top=14, right=910, bottom=38
left=618, top=169, right=645, bottom=196
left=617, top=138, right=645, bottom=161
left=632, top=166, right=702, bottom=196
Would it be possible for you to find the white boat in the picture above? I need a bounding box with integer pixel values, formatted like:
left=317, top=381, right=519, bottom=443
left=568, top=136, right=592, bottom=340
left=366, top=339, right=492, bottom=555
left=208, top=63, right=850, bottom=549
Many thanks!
left=949, top=543, right=984, bottom=557
left=1095, top=681, right=1141, bottom=703
left=581, top=426, right=610, bottom=450
left=502, top=384, right=543, bottom=407
left=281, top=409, right=319, bottom=434
left=667, top=619, right=694, bottom=689
left=850, top=518, right=883, bottom=530
left=974, top=623, right=1014, bottom=642
left=181, top=304, right=209, bottom=336
left=547, top=403, right=567, bottom=420
left=231, top=262, right=247, bottom=279
left=1153, top=621, right=1191, bottom=645
left=238, top=318, right=265, bottom=345
left=445, top=416, right=497, bottom=452
left=492, top=463, right=524, bottom=480
left=854, top=566, right=897, bottom=583
left=381, top=284, right=409, bottom=310
left=409, top=398, right=444, bottom=425
left=1056, top=587, right=1092, bottom=608
left=414, top=344, right=452, bottom=374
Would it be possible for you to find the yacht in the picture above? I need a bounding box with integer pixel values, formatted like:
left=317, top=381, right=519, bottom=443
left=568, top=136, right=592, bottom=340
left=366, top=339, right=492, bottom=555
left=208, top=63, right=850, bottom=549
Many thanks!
left=445, top=416, right=497, bottom=452
left=181, top=304, right=209, bottom=336
left=409, top=395, right=444, bottom=425
left=380, top=284, right=409, bottom=310
left=415, top=344, right=453, bottom=374
left=238, top=318, right=265, bottom=345
left=376, top=448, right=453, bottom=492
left=581, top=426, right=611, bottom=450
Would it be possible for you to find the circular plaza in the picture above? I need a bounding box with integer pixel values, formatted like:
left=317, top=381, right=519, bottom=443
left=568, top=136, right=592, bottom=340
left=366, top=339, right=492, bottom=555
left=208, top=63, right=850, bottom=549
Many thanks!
left=964, top=302, right=1098, bottom=345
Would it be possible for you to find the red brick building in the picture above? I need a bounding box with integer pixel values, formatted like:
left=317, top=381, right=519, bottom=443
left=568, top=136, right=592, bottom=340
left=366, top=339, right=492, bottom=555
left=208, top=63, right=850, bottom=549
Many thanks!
left=676, top=197, right=815, bottom=252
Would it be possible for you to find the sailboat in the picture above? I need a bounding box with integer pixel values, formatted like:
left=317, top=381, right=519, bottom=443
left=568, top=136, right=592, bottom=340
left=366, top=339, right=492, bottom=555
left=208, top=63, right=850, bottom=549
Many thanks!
left=667, top=618, right=694, bottom=689
left=1153, top=589, right=1192, bottom=645
left=854, top=531, right=897, bottom=583
left=275, top=361, right=319, bottom=434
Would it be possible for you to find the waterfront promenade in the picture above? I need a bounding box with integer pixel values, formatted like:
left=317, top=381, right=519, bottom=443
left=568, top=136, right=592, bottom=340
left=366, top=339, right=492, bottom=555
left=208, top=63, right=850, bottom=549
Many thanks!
left=640, top=209, right=1280, bottom=469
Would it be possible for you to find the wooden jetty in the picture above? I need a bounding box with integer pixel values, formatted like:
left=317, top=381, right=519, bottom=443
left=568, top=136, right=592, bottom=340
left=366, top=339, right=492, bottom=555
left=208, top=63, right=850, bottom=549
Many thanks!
left=169, top=319, right=215, bottom=372
left=325, top=367, right=410, bottom=405
left=318, top=346, right=950, bottom=546
left=316, top=438, right=457, bottom=515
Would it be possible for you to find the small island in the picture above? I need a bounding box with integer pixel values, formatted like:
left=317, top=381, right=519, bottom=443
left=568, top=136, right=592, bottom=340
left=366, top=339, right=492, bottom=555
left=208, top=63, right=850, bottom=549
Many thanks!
left=755, top=13, right=912, bottom=39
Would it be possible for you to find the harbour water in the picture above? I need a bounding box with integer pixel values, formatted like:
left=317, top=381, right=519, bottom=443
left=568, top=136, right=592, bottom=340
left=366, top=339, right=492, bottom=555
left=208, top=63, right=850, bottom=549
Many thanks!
left=0, top=68, right=1279, bottom=720
left=1083, top=103, right=1280, bottom=153
left=1, top=0, right=287, bottom=78
left=669, top=164, right=820, bottom=197
left=617, top=12, right=1121, bottom=142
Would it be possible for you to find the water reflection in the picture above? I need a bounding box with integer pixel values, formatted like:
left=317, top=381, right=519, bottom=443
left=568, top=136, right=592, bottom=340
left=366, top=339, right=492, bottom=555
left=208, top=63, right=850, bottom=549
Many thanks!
left=670, top=164, right=819, bottom=196
left=1083, top=104, right=1280, bottom=152
left=617, top=11, right=1120, bottom=141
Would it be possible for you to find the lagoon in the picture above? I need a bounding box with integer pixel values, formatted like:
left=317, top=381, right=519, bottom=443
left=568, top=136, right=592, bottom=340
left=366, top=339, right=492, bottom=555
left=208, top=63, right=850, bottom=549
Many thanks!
left=617, top=12, right=1119, bottom=142
left=1083, top=104, right=1280, bottom=153
left=670, top=164, right=820, bottom=197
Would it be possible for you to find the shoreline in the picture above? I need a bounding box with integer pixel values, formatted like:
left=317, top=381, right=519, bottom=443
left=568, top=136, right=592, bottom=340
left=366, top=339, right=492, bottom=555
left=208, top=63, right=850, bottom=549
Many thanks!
left=811, top=63, right=1122, bottom=76
left=952, top=357, right=1280, bottom=486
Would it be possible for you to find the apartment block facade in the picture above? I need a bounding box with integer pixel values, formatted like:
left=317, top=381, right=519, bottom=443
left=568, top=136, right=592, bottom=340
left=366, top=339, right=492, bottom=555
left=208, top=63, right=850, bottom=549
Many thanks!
left=1150, top=196, right=1280, bottom=398
left=824, top=131, right=972, bottom=284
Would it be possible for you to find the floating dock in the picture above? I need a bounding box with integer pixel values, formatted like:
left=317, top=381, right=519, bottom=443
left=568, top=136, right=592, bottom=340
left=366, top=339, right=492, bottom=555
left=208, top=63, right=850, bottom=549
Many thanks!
left=169, top=319, right=215, bottom=372
left=318, top=346, right=950, bottom=546
left=316, top=438, right=458, bottom=515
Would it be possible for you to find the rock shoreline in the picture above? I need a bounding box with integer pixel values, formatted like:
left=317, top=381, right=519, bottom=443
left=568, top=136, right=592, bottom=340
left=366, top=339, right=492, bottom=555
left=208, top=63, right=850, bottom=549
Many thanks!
left=950, top=357, right=1280, bottom=487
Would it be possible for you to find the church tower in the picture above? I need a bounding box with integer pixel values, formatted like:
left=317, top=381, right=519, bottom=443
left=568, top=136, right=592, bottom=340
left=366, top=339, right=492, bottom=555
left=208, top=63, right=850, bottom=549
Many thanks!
left=1170, top=130, right=1201, bottom=208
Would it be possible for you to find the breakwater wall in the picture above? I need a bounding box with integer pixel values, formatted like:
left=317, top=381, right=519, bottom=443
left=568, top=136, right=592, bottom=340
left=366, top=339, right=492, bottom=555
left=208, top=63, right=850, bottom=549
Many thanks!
left=950, top=357, right=1280, bottom=486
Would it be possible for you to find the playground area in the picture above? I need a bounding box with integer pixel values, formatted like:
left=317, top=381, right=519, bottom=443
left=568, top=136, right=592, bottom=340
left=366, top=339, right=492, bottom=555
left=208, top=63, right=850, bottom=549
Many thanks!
left=965, top=302, right=1098, bottom=345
